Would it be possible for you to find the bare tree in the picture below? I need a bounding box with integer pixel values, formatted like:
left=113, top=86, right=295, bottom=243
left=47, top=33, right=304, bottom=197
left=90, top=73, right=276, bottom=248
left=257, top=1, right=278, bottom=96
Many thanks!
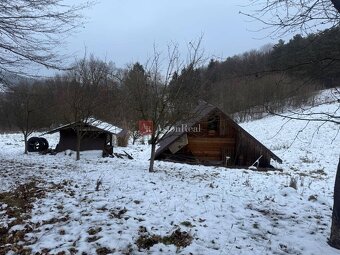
left=62, top=55, right=116, bottom=160
left=123, top=39, right=205, bottom=172
left=3, top=82, right=47, bottom=153
left=0, top=0, right=93, bottom=80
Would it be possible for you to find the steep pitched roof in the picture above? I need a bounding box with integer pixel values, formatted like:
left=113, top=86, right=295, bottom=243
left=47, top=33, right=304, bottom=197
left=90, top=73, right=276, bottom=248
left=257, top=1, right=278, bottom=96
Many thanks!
left=44, top=118, right=124, bottom=136
left=155, top=101, right=282, bottom=164
left=155, top=101, right=215, bottom=159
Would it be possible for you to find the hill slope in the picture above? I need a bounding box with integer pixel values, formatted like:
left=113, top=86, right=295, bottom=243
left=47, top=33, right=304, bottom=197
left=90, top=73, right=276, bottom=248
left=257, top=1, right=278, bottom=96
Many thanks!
left=0, top=89, right=339, bottom=254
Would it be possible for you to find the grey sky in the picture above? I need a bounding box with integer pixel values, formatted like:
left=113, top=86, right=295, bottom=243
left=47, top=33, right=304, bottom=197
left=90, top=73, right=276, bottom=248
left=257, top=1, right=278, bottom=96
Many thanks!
left=58, top=0, right=283, bottom=72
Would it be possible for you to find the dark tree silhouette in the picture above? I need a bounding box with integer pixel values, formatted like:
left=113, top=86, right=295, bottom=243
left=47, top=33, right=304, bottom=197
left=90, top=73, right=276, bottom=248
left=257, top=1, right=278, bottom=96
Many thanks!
left=330, top=158, right=340, bottom=248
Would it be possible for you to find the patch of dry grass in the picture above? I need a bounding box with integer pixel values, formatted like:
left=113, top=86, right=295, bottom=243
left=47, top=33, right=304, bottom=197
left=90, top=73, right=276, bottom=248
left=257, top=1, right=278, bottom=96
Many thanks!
left=136, top=227, right=193, bottom=251
left=0, top=180, right=46, bottom=254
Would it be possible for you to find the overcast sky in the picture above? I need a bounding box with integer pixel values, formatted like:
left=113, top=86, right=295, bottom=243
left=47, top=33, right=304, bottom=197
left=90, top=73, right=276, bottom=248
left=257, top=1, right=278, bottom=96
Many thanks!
left=57, top=0, right=288, bottom=73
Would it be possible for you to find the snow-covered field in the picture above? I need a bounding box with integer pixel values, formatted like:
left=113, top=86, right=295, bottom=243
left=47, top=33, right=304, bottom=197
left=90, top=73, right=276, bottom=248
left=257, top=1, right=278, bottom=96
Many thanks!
left=0, top=93, right=339, bottom=254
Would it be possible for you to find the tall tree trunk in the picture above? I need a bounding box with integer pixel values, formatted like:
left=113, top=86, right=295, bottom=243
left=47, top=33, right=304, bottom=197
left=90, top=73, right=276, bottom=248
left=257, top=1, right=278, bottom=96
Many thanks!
left=24, top=133, right=28, bottom=154
left=24, top=110, right=30, bottom=154
left=149, top=142, right=156, bottom=173
left=76, top=130, right=81, bottom=161
left=132, top=133, right=137, bottom=145
left=329, top=157, right=340, bottom=249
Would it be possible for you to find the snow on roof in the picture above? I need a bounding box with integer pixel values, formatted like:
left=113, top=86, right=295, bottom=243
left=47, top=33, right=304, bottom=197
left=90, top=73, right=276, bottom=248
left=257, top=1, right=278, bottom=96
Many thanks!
left=86, top=118, right=123, bottom=134
left=44, top=118, right=123, bottom=135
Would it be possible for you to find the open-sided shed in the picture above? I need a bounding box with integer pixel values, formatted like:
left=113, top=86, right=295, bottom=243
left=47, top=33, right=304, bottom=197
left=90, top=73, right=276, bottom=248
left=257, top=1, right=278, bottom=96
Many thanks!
left=45, top=118, right=124, bottom=153
left=155, top=101, right=282, bottom=168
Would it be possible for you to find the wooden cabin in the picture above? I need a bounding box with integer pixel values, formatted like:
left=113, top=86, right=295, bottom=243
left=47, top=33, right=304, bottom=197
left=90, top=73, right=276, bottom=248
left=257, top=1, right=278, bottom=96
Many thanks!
left=45, top=118, right=124, bottom=153
left=155, top=102, right=282, bottom=168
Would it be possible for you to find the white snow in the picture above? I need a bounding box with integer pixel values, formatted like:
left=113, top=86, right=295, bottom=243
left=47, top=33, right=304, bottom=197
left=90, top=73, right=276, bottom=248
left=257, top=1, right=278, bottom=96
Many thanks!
left=46, top=117, right=123, bottom=135
left=0, top=89, right=339, bottom=254
left=87, top=118, right=123, bottom=134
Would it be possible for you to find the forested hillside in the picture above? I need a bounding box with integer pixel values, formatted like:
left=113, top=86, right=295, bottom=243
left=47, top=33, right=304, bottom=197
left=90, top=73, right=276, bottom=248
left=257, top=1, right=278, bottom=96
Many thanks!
left=1, top=27, right=340, bottom=132
left=194, top=26, right=340, bottom=120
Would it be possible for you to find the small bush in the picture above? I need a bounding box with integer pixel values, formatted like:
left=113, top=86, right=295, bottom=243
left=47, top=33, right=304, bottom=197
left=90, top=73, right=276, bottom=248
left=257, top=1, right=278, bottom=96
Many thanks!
left=289, top=176, right=298, bottom=190
left=117, top=133, right=129, bottom=147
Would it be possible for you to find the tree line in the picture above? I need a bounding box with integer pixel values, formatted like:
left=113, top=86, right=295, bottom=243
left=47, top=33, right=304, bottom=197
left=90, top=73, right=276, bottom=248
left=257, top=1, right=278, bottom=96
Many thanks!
left=2, top=27, right=340, bottom=136
left=195, top=26, right=340, bottom=121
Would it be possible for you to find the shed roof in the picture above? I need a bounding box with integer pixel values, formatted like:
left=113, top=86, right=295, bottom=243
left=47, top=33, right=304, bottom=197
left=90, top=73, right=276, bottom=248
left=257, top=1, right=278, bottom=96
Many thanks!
left=44, top=118, right=124, bottom=136
left=155, top=101, right=282, bottom=164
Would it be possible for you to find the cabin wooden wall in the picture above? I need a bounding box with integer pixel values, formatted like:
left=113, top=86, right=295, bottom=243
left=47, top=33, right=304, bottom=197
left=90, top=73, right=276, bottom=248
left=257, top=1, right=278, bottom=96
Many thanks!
left=236, top=134, right=271, bottom=167
left=185, top=110, right=237, bottom=165
left=187, top=137, right=235, bottom=162
left=56, top=129, right=108, bottom=152
left=235, top=133, right=271, bottom=167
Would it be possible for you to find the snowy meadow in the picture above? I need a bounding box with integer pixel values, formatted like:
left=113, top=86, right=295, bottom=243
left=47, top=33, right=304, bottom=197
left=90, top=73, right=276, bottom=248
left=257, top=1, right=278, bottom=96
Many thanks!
left=0, top=95, right=339, bottom=255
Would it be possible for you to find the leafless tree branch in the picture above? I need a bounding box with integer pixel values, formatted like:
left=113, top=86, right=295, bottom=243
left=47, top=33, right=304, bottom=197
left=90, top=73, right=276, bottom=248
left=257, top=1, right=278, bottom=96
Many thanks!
left=0, top=0, right=94, bottom=80
left=243, top=0, right=340, bottom=37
